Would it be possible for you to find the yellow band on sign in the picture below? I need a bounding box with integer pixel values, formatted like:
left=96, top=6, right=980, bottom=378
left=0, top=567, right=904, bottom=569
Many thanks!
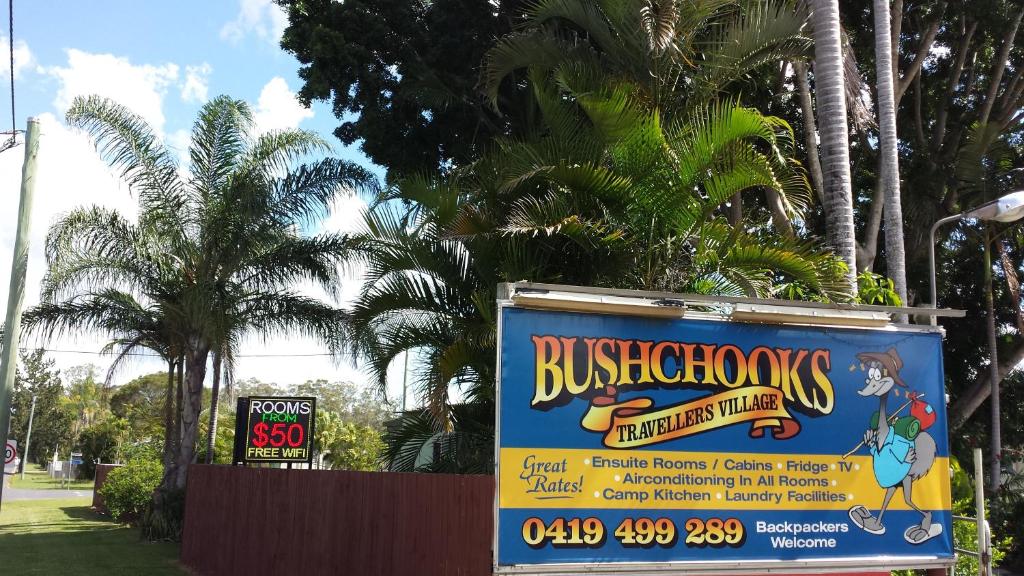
left=499, top=447, right=951, bottom=512
left=582, top=387, right=798, bottom=449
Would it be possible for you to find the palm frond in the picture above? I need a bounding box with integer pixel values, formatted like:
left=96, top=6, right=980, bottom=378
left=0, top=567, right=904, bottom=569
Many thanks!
left=66, top=95, right=189, bottom=242
left=189, top=96, right=253, bottom=201
left=693, top=0, right=811, bottom=96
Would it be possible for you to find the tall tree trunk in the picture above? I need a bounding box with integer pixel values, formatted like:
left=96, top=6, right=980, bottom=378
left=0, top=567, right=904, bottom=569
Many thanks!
left=205, top=349, right=222, bottom=464
left=765, top=189, right=795, bottom=239
left=162, top=358, right=175, bottom=469
left=173, top=344, right=209, bottom=489
left=726, top=192, right=742, bottom=228
left=856, top=179, right=885, bottom=272
left=174, top=355, right=183, bottom=453
left=949, top=335, right=1024, bottom=430
left=793, top=61, right=825, bottom=207
left=145, top=352, right=195, bottom=541
left=978, top=10, right=1023, bottom=126
left=874, top=0, right=908, bottom=315
left=811, top=0, right=858, bottom=295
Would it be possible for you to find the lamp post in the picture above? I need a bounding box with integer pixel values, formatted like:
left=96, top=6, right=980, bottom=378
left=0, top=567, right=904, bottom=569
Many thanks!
left=929, top=190, right=1024, bottom=493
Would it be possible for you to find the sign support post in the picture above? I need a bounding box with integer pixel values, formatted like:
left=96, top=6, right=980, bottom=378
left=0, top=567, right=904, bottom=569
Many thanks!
left=0, top=119, right=38, bottom=510
left=20, top=394, right=35, bottom=479
left=974, top=448, right=989, bottom=576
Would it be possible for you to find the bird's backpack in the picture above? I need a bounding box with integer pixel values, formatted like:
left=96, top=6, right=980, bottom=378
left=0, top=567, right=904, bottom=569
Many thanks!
left=908, top=391, right=936, bottom=430
left=870, top=411, right=921, bottom=440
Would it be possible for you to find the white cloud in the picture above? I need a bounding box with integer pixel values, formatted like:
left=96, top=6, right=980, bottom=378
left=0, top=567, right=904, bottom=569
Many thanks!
left=165, top=128, right=192, bottom=175
left=41, top=50, right=214, bottom=135
left=0, top=116, right=376, bottom=390
left=220, top=0, right=288, bottom=46
left=232, top=194, right=374, bottom=391
left=42, top=49, right=179, bottom=134
left=0, top=69, right=380, bottom=392
left=253, top=77, right=313, bottom=133
left=0, top=114, right=158, bottom=379
left=0, top=37, right=33, bottom=78
left=181, top=63, right=212, bottom=104
left=323, top=194, right=369, bottom=307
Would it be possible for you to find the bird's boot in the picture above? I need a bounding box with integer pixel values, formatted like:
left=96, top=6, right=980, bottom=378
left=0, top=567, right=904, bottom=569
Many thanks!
left=904, top=511, right=943, bottom=544
left=848, top=505, right=885, bottom=535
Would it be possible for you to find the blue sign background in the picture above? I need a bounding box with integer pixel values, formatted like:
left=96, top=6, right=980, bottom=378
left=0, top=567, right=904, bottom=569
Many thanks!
left=496, top=306, right=954, bottom=568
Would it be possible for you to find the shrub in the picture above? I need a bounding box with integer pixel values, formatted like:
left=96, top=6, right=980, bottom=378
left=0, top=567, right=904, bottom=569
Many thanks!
left=99, top=458, right=162, bottom=523
left=77, top=417, right=129, bottom=479
left=141, top=486, right=186, bottom=541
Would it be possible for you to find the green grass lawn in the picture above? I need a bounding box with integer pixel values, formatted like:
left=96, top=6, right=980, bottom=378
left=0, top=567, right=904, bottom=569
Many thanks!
left=10, top=465, right=94, bottom=490
left=0, top=497, right=184, bottom=575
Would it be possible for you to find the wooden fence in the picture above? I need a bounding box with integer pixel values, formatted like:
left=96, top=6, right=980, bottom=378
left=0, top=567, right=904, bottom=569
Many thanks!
left=92, top=463, right=120, bottom=515
left=181, top=465, right=494, bottom=576
left=179, top=465, right=910, bottom=576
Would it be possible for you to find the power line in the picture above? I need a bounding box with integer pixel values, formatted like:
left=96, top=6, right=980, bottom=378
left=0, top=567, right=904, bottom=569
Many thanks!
left=17, top=347, right=356, bottom=358
left=7, top=0, right=12, bottom=133
left=0, top=0, right=19, bottom=153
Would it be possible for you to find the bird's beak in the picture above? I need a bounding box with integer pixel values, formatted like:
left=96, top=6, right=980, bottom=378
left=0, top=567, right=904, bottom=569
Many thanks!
left=858, top=376, right=894, bottom=396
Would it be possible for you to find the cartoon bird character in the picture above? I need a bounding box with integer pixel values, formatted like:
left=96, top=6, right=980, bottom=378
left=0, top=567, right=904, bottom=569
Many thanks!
left=847, top=348, right=942, bottom=544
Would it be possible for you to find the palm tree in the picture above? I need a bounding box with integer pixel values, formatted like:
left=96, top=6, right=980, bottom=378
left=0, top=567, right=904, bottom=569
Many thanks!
left=484, top=0, right=812, bottom=107
left=350, top=0, right=855, bottom=473
left=356, top=48, right=849, bottom=471
left=484, top=0, right=814, bottom=235
left=873, top=0, right=907, bottom=312
left=32, top=94, right=376, bottom=537
left=25, top=290, right=183, bottom=467
left=809, top=0, right=858, bottom=292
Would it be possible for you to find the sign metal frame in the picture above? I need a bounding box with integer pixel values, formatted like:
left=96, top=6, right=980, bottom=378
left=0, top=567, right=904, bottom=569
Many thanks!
left=492, top=282, right=957, bottom=575
left=239, top=395, right=317, bottom=465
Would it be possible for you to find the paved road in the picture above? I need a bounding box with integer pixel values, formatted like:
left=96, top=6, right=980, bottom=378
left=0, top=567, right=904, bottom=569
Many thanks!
left=2, top=472, right=92, bottom=501
left=2, top=486, right=92, bottom=500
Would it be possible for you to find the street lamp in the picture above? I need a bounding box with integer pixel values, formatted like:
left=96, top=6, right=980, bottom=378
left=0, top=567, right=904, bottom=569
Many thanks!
left=930, top=191, right=1024, bottom=310
left=929, top=190, right=1024, bottom=493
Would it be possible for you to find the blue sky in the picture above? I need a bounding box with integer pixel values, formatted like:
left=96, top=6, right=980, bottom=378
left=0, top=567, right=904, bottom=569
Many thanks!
left=14, top=0, right=372, bottom=170
left=0, top=0, right=406, bottom=402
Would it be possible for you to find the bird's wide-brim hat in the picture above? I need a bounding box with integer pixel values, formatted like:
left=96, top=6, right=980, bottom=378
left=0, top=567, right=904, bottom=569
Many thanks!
left=855, top=348, right=907, bottom=388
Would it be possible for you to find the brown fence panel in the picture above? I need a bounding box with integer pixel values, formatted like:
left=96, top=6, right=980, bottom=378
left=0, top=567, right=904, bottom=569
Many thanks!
left=181, top=465, right=494, bottom=576
left=92, top=463, right=121, bottom=514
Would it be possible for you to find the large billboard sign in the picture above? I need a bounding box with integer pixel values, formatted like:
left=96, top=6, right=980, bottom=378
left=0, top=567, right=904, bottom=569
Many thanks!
left=495, top=302, right=953, bottom=573
left=239, top=396, right=316, bottom=464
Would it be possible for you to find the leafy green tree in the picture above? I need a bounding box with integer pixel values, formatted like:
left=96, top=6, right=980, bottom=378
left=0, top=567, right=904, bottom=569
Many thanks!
left=293, top=379, right=389, bottom=429
left=313, top=408, right=344, bottom=467
left=330, top=422, right=385, bottom=471
left=348, top=0, right=850, bottom=472
left=109, top=372, right=169, bottom=444
left=232, top=377, right=280, bottom=400
left=311, top=400, right=387, bottom=471
left=830, top=0, right=1024, bottom=429
left=277, top=0, right=530, bottom=176
left=27, top=289, right=184, bottom=468
left=76, top=416, right=130, bottom=478
left=105, top=318, right=181, bottom=469
left=63, top=365, right=107, bottom=437
left=195, top=408, right=236, bottom=465
left=9, top=350, right=73, bottom=466
left=29, top=94, right=376, bottom=538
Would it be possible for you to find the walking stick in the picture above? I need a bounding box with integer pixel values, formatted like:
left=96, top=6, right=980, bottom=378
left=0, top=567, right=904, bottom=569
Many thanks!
left=841, top=394, right=922, bottom=460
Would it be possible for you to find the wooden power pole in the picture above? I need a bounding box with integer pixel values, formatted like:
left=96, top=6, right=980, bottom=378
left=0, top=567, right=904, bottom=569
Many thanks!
left=0, top=117, right=39, bottom=509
